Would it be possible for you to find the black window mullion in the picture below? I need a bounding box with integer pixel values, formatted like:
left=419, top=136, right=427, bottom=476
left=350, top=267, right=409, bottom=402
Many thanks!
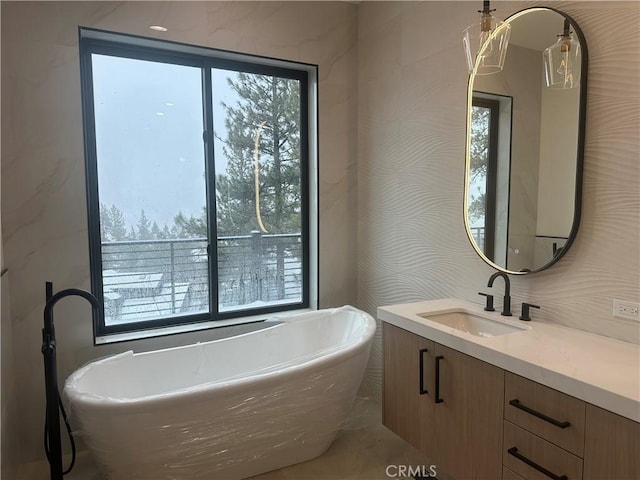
left=202, top=67, right=219, bottom=318
left=299, top=74, right=311, bottom=307
left=79, top=43, right=107, bottom=341
left=485, top=99, right=499, bottom=261
left=81, top=38, right=209, bottom=70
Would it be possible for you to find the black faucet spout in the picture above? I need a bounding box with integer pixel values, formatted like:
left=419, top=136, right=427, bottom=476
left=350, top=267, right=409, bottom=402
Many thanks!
left=487, top=271, right=512, bottom=316
left=43, top=282, right=101, bottom=336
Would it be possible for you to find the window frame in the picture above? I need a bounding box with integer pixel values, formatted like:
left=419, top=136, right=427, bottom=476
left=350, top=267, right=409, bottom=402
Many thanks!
left=79, top=27, right=318, bottom=342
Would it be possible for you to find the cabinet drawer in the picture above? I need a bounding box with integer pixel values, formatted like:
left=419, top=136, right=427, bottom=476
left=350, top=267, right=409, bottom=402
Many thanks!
left=505, top=373, right=585, bottom=456
left=503, top=466, right=527, bottom=480
left=504, top=421, right=583, bottom=480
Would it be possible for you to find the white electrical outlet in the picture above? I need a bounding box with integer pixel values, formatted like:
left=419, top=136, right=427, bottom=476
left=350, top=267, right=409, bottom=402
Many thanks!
left=613, top=299, right=640, bottom=321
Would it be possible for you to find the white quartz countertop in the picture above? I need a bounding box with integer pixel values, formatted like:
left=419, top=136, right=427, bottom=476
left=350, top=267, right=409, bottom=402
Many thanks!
left=378, top=299, right=640, bottom=423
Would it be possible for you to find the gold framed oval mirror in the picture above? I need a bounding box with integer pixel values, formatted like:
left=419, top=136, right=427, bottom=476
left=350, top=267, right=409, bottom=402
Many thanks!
left=464, top=7, right=588, bottom=274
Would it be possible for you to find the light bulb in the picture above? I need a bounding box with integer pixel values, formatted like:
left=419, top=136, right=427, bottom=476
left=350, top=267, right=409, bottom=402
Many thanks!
left=556, top=53, right=572, bottom=88
left=543, top=20, right=580, bottom=89
left=479, top=12, right=494, bottom=56
left=462, top=3, right=510, bottom=75
left=478, top=30, right=493, bottom=66
left=558, top=38, right=576, bottom=88
left=557, top=54, right=568, bottom=74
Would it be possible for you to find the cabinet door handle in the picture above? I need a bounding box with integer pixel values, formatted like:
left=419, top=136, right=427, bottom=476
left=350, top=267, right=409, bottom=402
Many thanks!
left=509, top=399, right=571, bottom=429
left=507, top=447, right=568, bottom=480
left=419, top=348, right=429, bottom=395
left=434, top=355, right=444, bottom=404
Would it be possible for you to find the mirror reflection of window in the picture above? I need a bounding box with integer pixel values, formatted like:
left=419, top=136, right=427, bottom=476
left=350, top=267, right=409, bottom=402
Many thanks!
left=470, top=98, right=499, bottom=261
left=469, top=92, right=512, bottom=267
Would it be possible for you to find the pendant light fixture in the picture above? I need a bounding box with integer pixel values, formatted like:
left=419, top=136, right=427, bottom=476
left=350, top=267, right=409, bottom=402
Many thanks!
left=543, top=19, right=581, bottom=89
left=463, top=1, right=511, bottom=75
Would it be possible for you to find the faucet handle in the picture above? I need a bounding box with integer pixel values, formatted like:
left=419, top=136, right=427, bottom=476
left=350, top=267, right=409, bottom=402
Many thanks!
left=519, top=302, right=540, bottom=321
left=478, top=292, right=495, bottom=312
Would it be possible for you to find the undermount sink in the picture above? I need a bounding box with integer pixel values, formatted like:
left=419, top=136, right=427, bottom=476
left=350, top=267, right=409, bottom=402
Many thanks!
left=417, top=310, right=528, bottom=338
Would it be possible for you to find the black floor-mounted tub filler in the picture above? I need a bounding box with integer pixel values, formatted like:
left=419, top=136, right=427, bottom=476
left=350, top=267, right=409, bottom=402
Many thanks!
left=41, top=281, right=101, bottom=480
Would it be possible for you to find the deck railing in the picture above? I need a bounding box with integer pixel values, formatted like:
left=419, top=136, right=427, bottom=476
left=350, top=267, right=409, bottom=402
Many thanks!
left=101, top=232, right=302, bottom=325
left=470, top=227, right=485, bottom=250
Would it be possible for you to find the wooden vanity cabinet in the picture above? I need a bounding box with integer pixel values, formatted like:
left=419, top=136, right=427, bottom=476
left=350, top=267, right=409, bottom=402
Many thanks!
left=503, top=373, right=640, bottom=480
left=383, top=323, right=504, bottom=479
left=433, top=343, right=504, bottom=480
left=583, top=405, right=640, bottom=480
left=383, top=322, right=435, bottom=454
left=383, top=322, right=640, bottom=480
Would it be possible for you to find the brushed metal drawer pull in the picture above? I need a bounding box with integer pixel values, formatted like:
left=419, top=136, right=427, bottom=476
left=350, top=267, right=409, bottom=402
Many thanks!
left=419, top=348, right=429, bottom=395
left=509, top=399, right=571, bottom=429
left=508, top=447, right=568, bottom=480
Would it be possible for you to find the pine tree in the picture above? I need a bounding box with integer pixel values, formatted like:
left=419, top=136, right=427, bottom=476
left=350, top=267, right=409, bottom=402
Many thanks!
left=100, top=203, right=113, bottom=242
left=99, top=203, right=129, bottom=242
left=151, top=221, right=162, bottom=239
left=174, top=209, right=207, bottom=238
left=109, top=205, right=128, bottom=240
left=469, top=105, right=491, bottom=223
left=136, top=210, right=152, bottom=240
left=216, top=72, right=301, bottom=236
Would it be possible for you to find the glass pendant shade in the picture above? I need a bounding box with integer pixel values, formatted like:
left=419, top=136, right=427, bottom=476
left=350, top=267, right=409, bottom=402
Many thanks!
left=543, top=30, right=581, bottom=89
left=463, top=7, right=511, bottom=75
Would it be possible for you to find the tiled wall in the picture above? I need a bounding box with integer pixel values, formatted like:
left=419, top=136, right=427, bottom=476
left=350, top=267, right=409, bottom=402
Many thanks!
left=1, top=1, right=358, bottom=466
left=357, top=1, right=640, bottom=400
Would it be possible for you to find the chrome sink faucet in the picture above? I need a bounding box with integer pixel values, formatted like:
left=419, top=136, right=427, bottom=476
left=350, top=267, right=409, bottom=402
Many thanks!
left=487, top=271, right=512, bottom=316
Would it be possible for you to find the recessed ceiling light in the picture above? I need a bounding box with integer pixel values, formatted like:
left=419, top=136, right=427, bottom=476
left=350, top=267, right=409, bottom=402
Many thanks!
left=165, top=102, right=174, bottom=107
left=150, top=25, right=168, bottom=32
left=156, top=112, right=165, bottom=116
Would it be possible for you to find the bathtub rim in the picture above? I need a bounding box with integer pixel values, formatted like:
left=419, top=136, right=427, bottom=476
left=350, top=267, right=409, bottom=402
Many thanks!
left=64, top=305, right=375, bottom=411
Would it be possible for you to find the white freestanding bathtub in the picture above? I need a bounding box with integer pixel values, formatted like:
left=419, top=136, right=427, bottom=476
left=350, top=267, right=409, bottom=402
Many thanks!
left=64, top=306, right=376, bottom=480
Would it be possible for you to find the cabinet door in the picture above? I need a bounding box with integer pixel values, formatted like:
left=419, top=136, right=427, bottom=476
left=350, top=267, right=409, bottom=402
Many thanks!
left=383, top=323, right=435, bottom=454
left=584, top=404, right=640, bottom=480
left=433, top=343, right=504, bottom=480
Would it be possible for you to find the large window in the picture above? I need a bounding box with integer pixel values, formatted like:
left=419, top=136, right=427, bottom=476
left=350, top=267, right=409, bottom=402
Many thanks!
left=80, top=29, right=317, bottom=340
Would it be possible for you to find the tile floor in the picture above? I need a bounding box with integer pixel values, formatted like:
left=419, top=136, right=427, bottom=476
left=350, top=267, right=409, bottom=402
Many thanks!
left=18, top=398, right=439, bottom=480
left=248, top=398, right=437, bottom=480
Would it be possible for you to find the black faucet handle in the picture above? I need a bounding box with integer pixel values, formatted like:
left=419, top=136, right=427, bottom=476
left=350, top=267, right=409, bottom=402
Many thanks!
left=519, top=302, right=540, bottom=321
left=478, top=292, right=495, bottom=312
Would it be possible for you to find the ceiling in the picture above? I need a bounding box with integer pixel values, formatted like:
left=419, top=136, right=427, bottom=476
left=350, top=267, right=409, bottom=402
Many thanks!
left=508, top=9, right=568, bottom=52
